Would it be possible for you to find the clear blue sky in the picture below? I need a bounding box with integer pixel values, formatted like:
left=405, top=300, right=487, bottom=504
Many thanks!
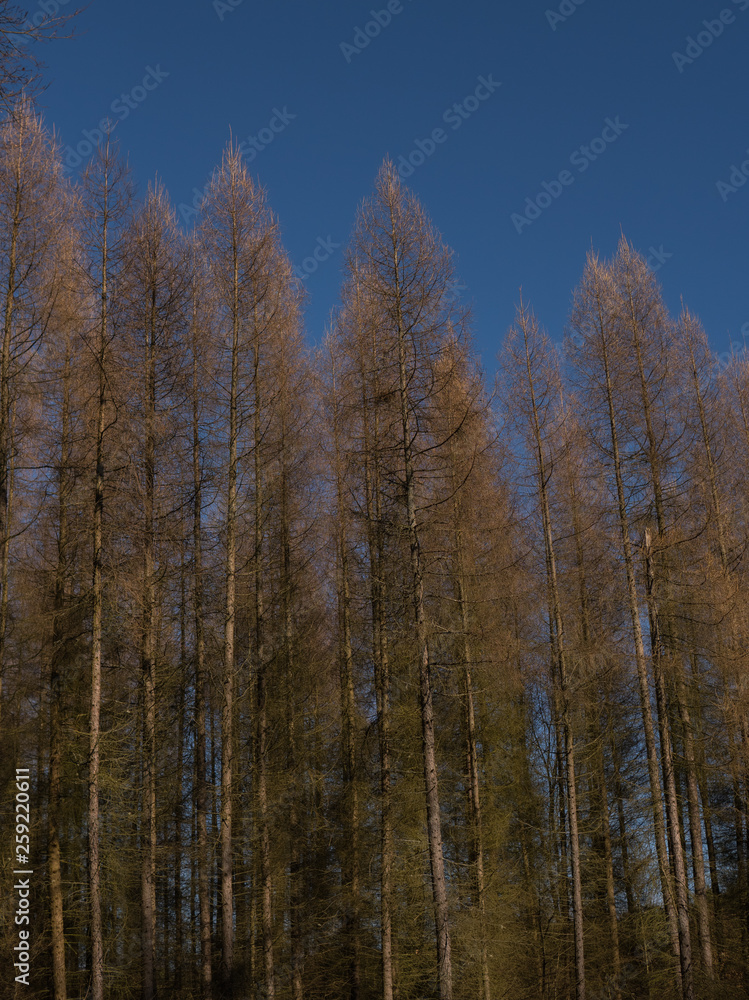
left=29, top=0, right=749, bottom=368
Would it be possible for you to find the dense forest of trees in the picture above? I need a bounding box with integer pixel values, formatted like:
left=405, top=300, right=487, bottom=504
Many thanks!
left=1, top=98, right=749, bottom=1000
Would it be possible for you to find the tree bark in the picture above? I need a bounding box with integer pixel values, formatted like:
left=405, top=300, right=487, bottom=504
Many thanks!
left=570, top=259, right=683, bottom=996
left=513, top=314, right=585, bottom=1000
left=253, top=322, right=275, bottom=1000
left=140, top=261, right=157, bottom=1000
left=191, top=271, right=213, bottom=998
left=48, top=341, right=73, bottom=1000
left=328, top=346, right=362, bottom=1000
left=88, top=188, right=107, bottom=1000
left=395, top=270, right=453, bottom=1000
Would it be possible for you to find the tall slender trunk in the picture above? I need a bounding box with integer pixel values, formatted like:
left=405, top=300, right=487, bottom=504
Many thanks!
left=567, top=444, right=621, bottom=990
left=552, top=724, right=570, bottom=924
left=48, top=345, right=72, bottom=1000
left=370, top=490, right=395, bottom=1000
left=89, top=192, right=108, bottom=1000
left=592, top=285, right=683, bottom=995
left=642, top=532, right=693, bottom=997
left=454, top=540, right=491, bottom=1000
left=141, top=292, right=157, bottom=1000
left=675, top=664, right=713, bottom=978
left=441, top=372, right=491, bottom=1000
left=729, top=720, right=749, bottom=977
left=626, top=295, right=698, bottom=997
left=48, top=589, right=67, bottom=1000
left=191, top=292, right=213, bottom=998
left=210, top=702, right=220, bottom=954
left=611, top=737, right=635, bottom=915
left=338, top=526, right=361, bottom=1000
left=175, top=551, right=187, bottom=993
left=544, top=521, right=585, bottom=991
left=393, top=258, right=452, bottom=1000
left=684, top=322, right=733, bottom=970
left=358, top=315, right=394, bottom=1000
left=329, top=356, right=361, bottom=1000
left=253, top=330, right=274, bottom=1000
left=279, top=409, right=304, bottom=1000
left=691, top=654, right=723, bottom=957
left=516, top=321, right=585, bottom=999
left=190, top=753, right=198, bottom=973
left=220, top=224, right=239, bottom=997
left=597, top=744, right=621, bottom=998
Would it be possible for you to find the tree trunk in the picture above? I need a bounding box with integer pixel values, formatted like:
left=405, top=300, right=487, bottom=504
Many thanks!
left=329, top=349, right=362, bottom=1000
left=358, top=316, right=395, bottom=1000
left=191, top=284, right=213, bottom=998
left=220, top=230, right=239, bottom=998
left=279, top=406, right=304, bottom=1000
left=611, top=738, right=635, bottom=916
left=395, top=281, right=452, bottom=1000
left=567, top=435, right=620, bottom=992
left=48, top=344, right=72, bottom=1000
left=579, top=268, right=683, bottom=995
left=88, top=202, right=107, bottom=1000
left=140, top=286, right=157, bottom=1000
left=676, top=665, right=713, bottom=978
left=175, top=551, right=187, bottom=993
left=643, top=532, right=693, bottom=998
left=512, top=313, right=585, bottom=999
left=454, top=544, right=491, bottom=1000
left=253, top=329, right=275, bottom=1000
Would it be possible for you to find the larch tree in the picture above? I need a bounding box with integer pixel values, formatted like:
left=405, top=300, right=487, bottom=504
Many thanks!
left=119, top=180, right=189, bottom=1000
left=78, top=137, right=132, bottom=1000
left=334, top=269, right=398, bottom=1000
left=0, top=1, right=80, bottom=115
left=39, top=209, right=85, bottom=1000
left=428, top=331, right=497, bottom=1000
left=554, top=397, right=624, bottom=995
left=567, top=249, right=686, bottom=998
left=197, top=141, right=289, bottom=997
left=610, top=240, right=708, bottom=992
left=0, top=100, right=66, bottom=723
left=318, top=329, right=364, bottom=1000
left=3, top=115, right=749, bottom=1000
left=188, top=238, right=215, bottom=999
left=502, top=303, right=586, bottom=1000
left=342, top=159, right=477, bottom=1000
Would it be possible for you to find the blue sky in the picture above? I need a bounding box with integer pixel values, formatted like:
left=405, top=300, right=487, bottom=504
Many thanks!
left=27, top=0, right=749, bottom=369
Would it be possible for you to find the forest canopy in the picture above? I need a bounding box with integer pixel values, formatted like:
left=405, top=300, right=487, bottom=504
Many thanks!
left=1, top=98, right=748, bottom=1000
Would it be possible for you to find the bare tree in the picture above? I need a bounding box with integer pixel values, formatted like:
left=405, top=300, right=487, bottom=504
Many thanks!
left=119, top=180, right=189, bottom=1000
left=342, top=159, right=476, bottom=1000
left=79, top=138, right=131, bottom=1000
left=334, top=270, right=398, bottom=1000
left=431, top=335, right=496, bottom=1000
left=319, top=330, right=364, bottom=1000
left=0, top=101, right=66, bottom=723
left=188, top=240, right=214, bottom=999
left=0, top=1, right=82, bottom=115
left=198, top=141, right=283, bottom=997
left=42, top=220, right=84, bottom=1000
left=503, top=303, right=586, bottom=1000
left=567, top=249, right=686, bottom=997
